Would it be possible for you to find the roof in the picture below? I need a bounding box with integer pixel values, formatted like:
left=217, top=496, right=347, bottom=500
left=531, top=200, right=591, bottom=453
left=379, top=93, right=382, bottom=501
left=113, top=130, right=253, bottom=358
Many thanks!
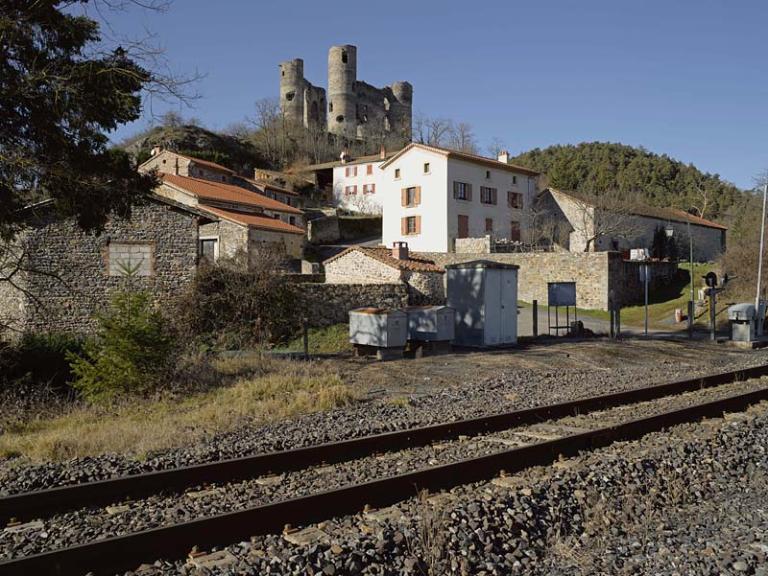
left=547, top=188, right=727, bottom=231
left=379, top=143, right=540, bottom=176
left=444, top=260, right=520, bottom=270
left=239, top=176, right=299, bottom=197
left=324, top=246, right=444, bottom=273
left=299, top=149, right=403, bottom=172
left=160, top=173, right=303, bottom=215
left=139, top=150, right=235, bottom=175
left=199, top=206, right=305, bottom=235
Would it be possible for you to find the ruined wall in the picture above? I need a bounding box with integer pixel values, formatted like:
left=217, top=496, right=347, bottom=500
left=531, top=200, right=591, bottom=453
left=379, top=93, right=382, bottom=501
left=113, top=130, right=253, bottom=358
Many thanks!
left=298, top=283, right=409, bottom=327
left=13, top=202, right=200, bottom=335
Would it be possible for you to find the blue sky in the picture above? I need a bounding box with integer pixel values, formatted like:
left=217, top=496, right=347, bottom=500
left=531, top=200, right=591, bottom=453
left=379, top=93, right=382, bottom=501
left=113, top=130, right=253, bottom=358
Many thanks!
left=104, top=0, right=768, bottom=190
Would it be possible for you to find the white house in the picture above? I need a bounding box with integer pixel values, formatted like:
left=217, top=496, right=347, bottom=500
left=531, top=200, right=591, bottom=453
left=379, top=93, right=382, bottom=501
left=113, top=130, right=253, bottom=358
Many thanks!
left=378, top=143, right=540, bottom=253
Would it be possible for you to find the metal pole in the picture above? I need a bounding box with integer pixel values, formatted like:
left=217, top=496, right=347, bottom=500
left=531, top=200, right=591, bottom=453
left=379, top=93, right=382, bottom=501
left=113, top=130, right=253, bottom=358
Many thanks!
left=688, top=220, right=694, bottom=338
left=532, top=300, right=538, bottom=337
left=709, top=289, right=716, bottom=341
left=687, top=300, right=694, bottom=340
left=644, top=263, right=649, bottom=336
left=756, top=183, right=768, bottom=334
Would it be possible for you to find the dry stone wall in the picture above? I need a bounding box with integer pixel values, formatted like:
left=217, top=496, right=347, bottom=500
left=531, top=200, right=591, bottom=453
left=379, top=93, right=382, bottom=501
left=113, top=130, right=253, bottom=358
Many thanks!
left=298, top=283, right=408, bottom=327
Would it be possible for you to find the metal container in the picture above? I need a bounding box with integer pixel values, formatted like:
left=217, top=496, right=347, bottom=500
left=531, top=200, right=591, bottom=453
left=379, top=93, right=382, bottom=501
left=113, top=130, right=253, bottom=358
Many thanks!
left=446, top=260, right=519, bottom=347
left=728, top=303, right=757, bottom=342
left=405, top=305, right=455, bottom=342
left=349, top=308, right=407, bottom=348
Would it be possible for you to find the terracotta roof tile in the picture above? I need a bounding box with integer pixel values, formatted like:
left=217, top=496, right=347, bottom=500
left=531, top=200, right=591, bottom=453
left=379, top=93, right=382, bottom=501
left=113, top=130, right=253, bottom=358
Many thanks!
left=200, top=206, right=305, bottom=235
left=324, top=246, right=444, bottom=273
left=160, top=173, right=303, bottom=215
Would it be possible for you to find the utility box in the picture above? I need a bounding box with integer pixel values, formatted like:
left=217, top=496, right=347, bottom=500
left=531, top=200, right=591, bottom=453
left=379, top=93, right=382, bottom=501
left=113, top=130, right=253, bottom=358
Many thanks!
left=349, top=308, right=407, bottom=348
left=405, top=305, right=455, bottom=342
left=446, top=260, right=519, bottom=347
left=727, top=303, right=756, bottom=342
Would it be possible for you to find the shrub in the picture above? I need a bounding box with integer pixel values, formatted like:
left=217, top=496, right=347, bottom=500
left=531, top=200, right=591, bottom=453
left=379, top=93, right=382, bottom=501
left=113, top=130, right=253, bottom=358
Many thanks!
left=0, top=333, right=85, bottom=393
left=68, top=290, right=173, bottom=401
left=173, top=250, right=302, bottom=349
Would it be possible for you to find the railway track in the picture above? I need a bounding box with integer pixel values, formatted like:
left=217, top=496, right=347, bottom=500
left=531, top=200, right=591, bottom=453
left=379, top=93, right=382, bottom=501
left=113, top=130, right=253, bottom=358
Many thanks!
left=1, top=364, right=768, bottom=575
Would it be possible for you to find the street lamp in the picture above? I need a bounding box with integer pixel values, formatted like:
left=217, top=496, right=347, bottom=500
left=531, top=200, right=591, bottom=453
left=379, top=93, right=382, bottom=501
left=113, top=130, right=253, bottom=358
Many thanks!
left=666, top=222, right=695, bottom=338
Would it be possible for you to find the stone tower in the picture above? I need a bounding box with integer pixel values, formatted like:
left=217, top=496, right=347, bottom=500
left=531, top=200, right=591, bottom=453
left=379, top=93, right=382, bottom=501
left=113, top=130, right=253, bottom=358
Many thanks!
left=279, top=58, right=327, bottom=131
left=389, top=81, right=414, bottom=140
left=327, top=45, right=358, bottom=140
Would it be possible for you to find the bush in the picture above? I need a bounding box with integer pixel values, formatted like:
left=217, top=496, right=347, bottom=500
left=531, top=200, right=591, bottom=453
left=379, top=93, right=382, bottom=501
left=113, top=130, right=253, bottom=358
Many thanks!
left=68, top=290, right=173, bottom=401
left=0, top=333, right=85, bottom=393
left=173, top=251, right=302, bottom=349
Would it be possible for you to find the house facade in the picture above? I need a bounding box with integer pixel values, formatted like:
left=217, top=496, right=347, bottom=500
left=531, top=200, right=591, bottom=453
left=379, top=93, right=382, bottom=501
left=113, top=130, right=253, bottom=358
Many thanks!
left=539, top=188, right=727, bottom=261
left=0, top=197, right=209, bottom=336
left=378, top=144, right=539, bottom=253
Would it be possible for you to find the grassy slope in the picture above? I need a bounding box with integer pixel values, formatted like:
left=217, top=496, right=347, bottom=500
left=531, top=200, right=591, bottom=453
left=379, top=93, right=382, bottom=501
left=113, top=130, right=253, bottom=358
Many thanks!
left=277, top=324, right=352, bottom=355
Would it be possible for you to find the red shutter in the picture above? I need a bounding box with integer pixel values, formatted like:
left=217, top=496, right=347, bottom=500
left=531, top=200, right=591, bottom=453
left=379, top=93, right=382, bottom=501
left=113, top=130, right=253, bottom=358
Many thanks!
left=401, top=188, right=407, bottom=207
left=415, top=216, right=422, bottom=234
left=414, top=186, right=421, bottom=206
left=401, top=217, right=408, bottom=235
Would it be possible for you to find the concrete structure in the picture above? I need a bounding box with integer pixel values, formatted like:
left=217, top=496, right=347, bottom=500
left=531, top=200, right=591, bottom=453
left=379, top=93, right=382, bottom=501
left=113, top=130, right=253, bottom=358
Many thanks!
left=378, top=143, right=540, bottom=252
left=539, top=188, right=727, bottom=261
left=446, top=261, right=519, bottom=346
left=323, top=243, right=444, bottom=304
left=349, top=308, right=408, bottom=348
left=0, top=197, right=209, bottom=336
left=279, top=45, right=412, bottom=142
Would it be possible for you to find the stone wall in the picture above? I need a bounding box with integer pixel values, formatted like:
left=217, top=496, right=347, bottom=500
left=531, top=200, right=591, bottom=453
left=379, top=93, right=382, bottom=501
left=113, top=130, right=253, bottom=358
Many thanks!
left=418, top=251, right=677, bottom=310
left=615, top=260, right=681, bottom=307
left=7, top=201, right=200, bottom=335
left=455, top=236, right=492, bottom=253
left=325, top=251, right=402, bottom=284
left=307, top=215, right=340, bottom=244
left=298, top=283, right=409, bottom=327
left=406, top=270, right=446, bottom=305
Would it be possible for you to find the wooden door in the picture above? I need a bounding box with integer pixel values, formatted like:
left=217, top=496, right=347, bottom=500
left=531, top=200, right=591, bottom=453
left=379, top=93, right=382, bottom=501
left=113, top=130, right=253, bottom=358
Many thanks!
left=458, top=215, right=469, bottom=239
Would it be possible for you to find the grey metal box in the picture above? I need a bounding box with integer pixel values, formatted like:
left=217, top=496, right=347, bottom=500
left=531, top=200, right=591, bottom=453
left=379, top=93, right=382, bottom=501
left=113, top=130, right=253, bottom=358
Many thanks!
left=405, top=306, right=455, bottom=342
left=446, top=260, right=519, bottom=347
left=349, top=308, right=407, bottom=348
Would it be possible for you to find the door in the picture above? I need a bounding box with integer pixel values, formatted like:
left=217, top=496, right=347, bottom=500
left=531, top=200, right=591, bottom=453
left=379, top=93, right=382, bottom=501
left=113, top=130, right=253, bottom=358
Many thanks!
left=483, top=269, right=502, bottom=344
left=500, top=269, right=517, bottom=343
left=458, top=215, right=469, bottom=239
left=510, top=220, right=521, bottom=242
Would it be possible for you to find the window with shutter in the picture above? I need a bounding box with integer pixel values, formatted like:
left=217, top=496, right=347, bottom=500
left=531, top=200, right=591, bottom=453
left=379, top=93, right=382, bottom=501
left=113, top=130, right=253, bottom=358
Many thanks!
left=453, top=181, right=472, bottom=201
left=480, top=186, right=497, bottom=205
left=508, top=192, right=523, bottom=209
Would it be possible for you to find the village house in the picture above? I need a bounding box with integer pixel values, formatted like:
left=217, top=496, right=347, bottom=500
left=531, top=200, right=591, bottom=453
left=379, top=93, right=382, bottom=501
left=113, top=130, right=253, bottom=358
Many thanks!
left=323, top=242, right=444, bottom=303
left=377, top=143, right=540, bottom=252
left=0, top=196, right=213, bottom=336
left=300, top=147, right=400, bottom=213
left=538, top=187, right=727, bottom=261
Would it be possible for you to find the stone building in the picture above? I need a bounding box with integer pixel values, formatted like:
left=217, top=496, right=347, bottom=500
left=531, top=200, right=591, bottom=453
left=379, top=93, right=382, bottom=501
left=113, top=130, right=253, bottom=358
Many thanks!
left=538, top=188, right=727, bottom=261
left=323, top=242, right=444, bottom=303
left=279, top=45, right=412, bottom=142
left=0, top=197, right=210, bottom=336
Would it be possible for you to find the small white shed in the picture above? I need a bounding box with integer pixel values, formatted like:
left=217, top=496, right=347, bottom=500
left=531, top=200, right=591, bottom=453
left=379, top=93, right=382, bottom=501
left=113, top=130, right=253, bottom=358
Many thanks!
left=349, top=308, right=408, bottom=348
left=445, top=260, right=519, bottom=346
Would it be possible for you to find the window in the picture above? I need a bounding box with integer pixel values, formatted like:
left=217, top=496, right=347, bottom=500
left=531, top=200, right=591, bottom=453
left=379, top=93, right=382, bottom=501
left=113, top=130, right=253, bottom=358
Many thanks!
left=512, top=175, right=517, bottom=185
left=480, top=186, right=497, bottom=205
left=510, top=221, right=521, bottom=241
left=508, top=191, right=523, bottom=209
left=108, top=242, right=153, bottom=276
left=423, top=162, right=430, bottom=174
left=366, top=164, right=373, bottom=175
left=341, top=50, right=348, bottom=64
left=485, top=218, right=494, bottom=233
left=402, top=215, right=420, bottom=235
left=344, top=166, right=358, bottom=177
left=395, top=168, right=401, bottom=179
left=289, top=216, right=296, bottom=225
left=402, top=186, right=420, bottom=206
left=453, top=181, right=472, bottom=201
left=485, top=170, right=491, bottom=179
left=344, top=185, right=357, bottom=195
left=363, top=183, right=376, bottom=194
left=199, top=238, right=218, bottom=263
left=457, top=215, right=469, bottom=238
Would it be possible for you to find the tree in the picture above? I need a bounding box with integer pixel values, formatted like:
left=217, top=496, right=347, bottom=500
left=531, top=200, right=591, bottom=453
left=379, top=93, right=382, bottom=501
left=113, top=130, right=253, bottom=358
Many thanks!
left=0, top=1, right=189, bottom=240
left=565, top=190, right=641, bottom=252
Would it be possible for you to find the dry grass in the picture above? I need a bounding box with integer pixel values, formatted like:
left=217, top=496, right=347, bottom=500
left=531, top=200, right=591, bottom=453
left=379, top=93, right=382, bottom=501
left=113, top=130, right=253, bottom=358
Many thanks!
left=0, top=356, right=356, bottom=462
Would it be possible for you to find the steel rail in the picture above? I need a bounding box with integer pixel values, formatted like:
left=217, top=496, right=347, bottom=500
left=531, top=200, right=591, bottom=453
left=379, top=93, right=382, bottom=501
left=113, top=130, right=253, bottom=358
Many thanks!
left=2, top=364, right=767, bottom=525
left=2, top=381, right=768, bottom=576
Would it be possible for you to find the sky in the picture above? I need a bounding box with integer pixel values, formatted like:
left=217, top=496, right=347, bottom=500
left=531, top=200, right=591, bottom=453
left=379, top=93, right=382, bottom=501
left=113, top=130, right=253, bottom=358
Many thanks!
left=102, top=0, right=768, bottom=190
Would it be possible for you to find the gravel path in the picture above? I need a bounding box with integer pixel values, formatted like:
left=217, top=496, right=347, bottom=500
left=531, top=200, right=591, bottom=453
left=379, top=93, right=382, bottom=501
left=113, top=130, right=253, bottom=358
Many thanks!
left=124, top=393, right=768, bottom=576
left=2, top=375, right=767, bottom=564
left=2, top=349, right=767, bottom=496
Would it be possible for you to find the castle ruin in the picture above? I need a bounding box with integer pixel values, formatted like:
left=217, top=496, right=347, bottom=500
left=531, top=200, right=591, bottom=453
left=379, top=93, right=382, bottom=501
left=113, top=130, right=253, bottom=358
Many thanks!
left=279, top=45, right=412, bottom=142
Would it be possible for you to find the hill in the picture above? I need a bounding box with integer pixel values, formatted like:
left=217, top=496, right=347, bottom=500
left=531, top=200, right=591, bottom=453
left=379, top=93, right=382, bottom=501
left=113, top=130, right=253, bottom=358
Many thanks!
left=120, top=123, right=261, bottom=174
left=510, top=142, right=745, bottom=221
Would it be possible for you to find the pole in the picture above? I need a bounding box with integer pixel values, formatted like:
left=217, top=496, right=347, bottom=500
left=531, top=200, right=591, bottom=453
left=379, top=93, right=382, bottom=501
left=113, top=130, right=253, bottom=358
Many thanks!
left=302, top=317, right=309, bottom=359
left=756, top=183, right=768, bottom=336
left=709, top=289, right=716, bottom=341
left=532, top=300, right=538, bottom=337
left=644, top=263, right=649, bottom=336
left=688, top=220, right=694, bottom=338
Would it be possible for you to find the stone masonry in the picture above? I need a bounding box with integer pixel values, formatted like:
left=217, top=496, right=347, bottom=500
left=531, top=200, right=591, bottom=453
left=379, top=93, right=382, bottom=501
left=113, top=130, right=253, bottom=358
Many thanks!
left=298, top=283, right=409, bottom=327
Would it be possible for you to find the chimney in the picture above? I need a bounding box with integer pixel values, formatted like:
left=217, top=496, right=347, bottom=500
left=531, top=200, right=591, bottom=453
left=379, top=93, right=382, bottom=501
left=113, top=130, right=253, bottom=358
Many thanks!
left=497, top=150, right=510, bottom=164
left=379, top=144, right=386, bottom=159
left=340, top=148, right=349, bottom=164
left=150, top=146, right=162, bottom=157
left=392, top=241, right=409, bottom=260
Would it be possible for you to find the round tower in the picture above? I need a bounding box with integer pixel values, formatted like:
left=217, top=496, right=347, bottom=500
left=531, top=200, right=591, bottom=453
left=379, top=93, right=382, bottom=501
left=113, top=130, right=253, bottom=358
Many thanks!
left=327, top=45, right=357, bottom=139
left=279, top=58, right=305, bottom=126
left=390, top=81, right=413, bottom=140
